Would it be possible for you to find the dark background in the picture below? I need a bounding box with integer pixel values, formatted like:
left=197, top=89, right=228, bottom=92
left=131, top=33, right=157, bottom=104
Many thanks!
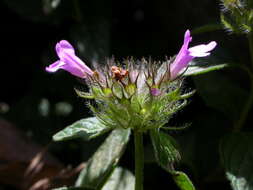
left=0, top=0, right=250, bottom=189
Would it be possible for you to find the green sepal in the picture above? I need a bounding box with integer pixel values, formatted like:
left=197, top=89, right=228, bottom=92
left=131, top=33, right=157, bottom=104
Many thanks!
left=91, top=86, right=105, bottom=99
left=75, top=128, right=131, bottom=189
left=165, top=87, right=181, bottom=101
left=179, top=90, right=196, bottom=100
left=53, top=117, right=113, bottom=141
left=75, top=88, right=94, bottom=99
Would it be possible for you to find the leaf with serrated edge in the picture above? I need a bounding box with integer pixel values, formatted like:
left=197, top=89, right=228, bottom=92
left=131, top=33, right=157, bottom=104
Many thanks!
left=220, top=133, right=253, bottom=190
left=53, top=117, right=112, bottom=141
left=171, top=171, right=196, bottom=190
left=102, top=167, right=134, bottom=190
left=75, top=128, right=131, bottom=189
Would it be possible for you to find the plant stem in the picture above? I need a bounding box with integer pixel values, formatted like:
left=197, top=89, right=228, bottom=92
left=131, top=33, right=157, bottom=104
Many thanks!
left=134, top=130, right=144, bottom=190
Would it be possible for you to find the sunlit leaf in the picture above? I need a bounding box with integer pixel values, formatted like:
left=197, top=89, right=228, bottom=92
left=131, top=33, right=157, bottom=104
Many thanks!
left=75, top=128, right=131, bottom=189
left=220, top=133, right=253, bottom=190
left=53, top=117, right=112, bottom=141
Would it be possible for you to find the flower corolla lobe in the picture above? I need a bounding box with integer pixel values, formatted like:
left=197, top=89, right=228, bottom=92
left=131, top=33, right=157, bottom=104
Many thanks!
left=46, top=40, right=93, bottom=78
left=170, top=30, right=217, bottom=79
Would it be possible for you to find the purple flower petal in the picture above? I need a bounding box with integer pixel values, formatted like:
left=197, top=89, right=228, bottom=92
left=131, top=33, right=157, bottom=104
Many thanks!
left=183, top=30, right=192, bottom=45
left=170, top=30, right=217, bottom=79
left=46, top=61, right=65, bottom=72
left=46, top=40, right=93, bottom=78
left=189, top=41, right=217, bottom=57
left=170, top=30, right=194, bottom=79
left=56, top=40, right=75, bottom=57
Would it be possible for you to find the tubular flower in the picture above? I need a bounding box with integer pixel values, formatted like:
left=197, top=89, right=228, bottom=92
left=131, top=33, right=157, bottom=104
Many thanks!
left=46, top=40, right=93, bottom=78
left=46, top=31, right=217, bottom=131
left=170, top=30, right=217, bottom=79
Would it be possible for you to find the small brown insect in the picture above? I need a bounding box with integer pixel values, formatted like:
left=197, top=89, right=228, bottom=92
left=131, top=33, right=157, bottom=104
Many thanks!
left=111, top=66, right=129, bottom=81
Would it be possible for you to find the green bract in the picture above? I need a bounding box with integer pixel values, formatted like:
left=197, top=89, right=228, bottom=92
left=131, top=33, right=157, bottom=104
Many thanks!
left=76, top=58, right=193, bottom=132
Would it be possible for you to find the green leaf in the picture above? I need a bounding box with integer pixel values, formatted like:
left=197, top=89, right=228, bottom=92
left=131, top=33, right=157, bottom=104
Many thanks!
left=102, top=167, right=135, bottom=190
left=53, top=117, right=112, bottom=141
left=183, top=63, right=227, bottom=77
left=150, top=129, right=180, bottom=171
left=220, top=133, right=253, bottom=190
left=171, top=171, right=196, bottom=190
left=75, top=128, right=131, bottom=189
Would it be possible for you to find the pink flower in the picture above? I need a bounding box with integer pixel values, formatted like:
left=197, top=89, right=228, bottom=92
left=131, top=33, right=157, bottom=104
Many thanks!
left=46, top=40, right=93, bottom=78
left=170, top=30, right=217, bottom=79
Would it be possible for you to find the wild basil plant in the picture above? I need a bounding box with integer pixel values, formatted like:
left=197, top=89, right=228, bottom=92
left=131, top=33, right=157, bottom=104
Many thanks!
left=46, top=30, right=222, bottom=190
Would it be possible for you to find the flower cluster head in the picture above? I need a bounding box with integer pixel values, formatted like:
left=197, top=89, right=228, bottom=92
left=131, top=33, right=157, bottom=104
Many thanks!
left=46, top=30, right=216, bottom=132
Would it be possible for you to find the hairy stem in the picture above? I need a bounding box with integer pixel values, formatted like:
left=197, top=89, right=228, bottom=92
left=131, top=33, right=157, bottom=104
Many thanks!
left=134, top=130, right=144, bottom=190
